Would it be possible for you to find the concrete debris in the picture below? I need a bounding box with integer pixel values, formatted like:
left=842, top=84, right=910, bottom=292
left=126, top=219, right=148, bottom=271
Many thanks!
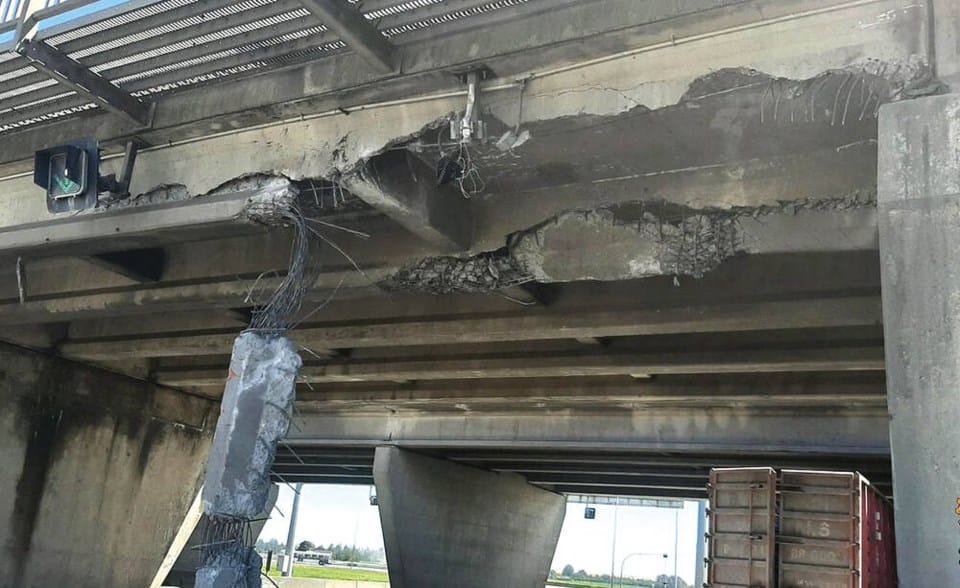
left=103, top=172, right=368, bottom=219
left=237, top=176, right=300, bottom=228
left=496, top=128, right=532, bottom=152
left=196, top=548, right=263, bottom=588
left=380, top=249, right=532, bottom=295
left=202, top=332, right=301, bottom=519
left=382, top=193, right=877, bottom=291
left=511, top=206, right=740, bottom=281
left=100, top=183, right=191, bottom=209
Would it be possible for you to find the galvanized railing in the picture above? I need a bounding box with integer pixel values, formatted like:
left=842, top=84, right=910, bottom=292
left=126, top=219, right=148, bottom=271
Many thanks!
left=0, top=0, right=107, bottom=32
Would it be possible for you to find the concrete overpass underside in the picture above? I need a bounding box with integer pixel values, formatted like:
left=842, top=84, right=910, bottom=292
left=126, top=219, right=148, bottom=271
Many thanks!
left=0, top=0, right=958, bottom=585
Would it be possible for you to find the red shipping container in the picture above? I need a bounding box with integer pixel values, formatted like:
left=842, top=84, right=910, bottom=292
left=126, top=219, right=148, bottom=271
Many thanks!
left=707, top=469, right=897, bottom=587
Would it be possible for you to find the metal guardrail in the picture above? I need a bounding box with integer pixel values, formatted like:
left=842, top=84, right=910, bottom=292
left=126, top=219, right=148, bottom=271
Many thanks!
left=0, top=0, right=547, bottom=133
left=0, top=0, right=24, bottom=24
left=0, top=0, right=108, bottom=31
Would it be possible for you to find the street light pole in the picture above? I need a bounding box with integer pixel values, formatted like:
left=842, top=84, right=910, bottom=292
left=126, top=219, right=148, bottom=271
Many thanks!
left=283, top=483, right=304, bottom=577
left=608, top=496, right=620, bottom=588
left=672, top=508, right=679, bottom=588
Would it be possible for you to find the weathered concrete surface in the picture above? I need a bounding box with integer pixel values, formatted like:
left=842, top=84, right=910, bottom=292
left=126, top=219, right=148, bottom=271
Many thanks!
left=0, top=341, right=216, bottom=587
left=0, top=0, right=930, bottom=229
left=342, top=150, right=471, bottom=251
left=373, top=447, right=565, bottom=588
left=295, top=407, right=891, bottom=456
left=508, top=199, right=877, bottom=283
left=877, top=92, right=960, bottom=586
left=204, top=333, right=301, bottom=519
left=165, top=487, right=278, bottom=588
left=933, top=0, right=960, bottom=90
left=384, top=198, right=878, bottom=290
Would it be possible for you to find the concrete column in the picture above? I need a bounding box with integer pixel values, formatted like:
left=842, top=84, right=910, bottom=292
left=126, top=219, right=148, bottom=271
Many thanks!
left=373, top=446, right=565, bottom=588
left=0, top=341, right=216, bottom=587
left=877, top=93, right=960, bottom=586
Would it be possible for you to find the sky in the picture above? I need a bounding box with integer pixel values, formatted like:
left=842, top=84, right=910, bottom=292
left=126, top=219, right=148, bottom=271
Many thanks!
left=261, top=484, right=703, bottom=584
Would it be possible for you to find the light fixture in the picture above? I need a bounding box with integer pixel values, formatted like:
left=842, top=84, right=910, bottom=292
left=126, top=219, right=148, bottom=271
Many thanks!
left=33, top=138, right=141, bottom=213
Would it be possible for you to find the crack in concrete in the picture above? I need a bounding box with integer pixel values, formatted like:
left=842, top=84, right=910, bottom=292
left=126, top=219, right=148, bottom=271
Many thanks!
left=382, top=192, right=877, bottom=292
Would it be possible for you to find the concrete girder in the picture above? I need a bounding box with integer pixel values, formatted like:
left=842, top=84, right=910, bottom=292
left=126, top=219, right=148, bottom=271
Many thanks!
left=342, top=149, right=472, bottom=250
left=0, top=0, right=930, bottom=174
left=57, top=295, right=882, bottom=361
left=56, top=249, right=880, bottom=337
left=152, top=346, right=883, bottom=387
left=0, top=0, right=923, bottom=225
left=288, top=372, right=887, bottom=415
left=285, top=409, right=891, bottom=457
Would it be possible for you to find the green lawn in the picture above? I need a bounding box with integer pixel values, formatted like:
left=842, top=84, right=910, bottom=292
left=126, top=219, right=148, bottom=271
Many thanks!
left=268, top=565, right=389, bottom=582
left=548, top=580, right=653, bottom=588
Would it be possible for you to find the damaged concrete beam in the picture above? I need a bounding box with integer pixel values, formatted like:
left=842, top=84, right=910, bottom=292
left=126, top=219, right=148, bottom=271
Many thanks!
left=342, top=150, right=472, bottom=251
left=386, top=196, right=878, bottom=290
left=0, top=176, right=304, bottom=258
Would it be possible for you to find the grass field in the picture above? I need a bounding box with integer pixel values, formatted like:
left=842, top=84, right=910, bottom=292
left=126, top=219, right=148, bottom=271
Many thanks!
left=267, top=565, right=389, bottom=581
left=548, top=580, right=654, bottom=588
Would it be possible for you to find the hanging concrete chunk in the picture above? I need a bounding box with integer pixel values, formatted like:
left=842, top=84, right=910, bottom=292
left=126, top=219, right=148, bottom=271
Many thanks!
left=202, top=331, right=301, bottom=519
left=196, top=549, right=263, bottom=588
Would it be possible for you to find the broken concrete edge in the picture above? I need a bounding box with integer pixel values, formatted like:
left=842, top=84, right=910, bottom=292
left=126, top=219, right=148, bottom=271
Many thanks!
left=97, top=172, right=368, bottom=221
left=381, top=190, right=879, bottom=291
left=681, top=61, right=944, bottom=108
left=91, top=63, right=939, bottom=221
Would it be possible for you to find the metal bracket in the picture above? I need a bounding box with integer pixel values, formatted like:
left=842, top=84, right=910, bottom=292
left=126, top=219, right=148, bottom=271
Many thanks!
left=450, top=69, right=489, bottom=144
left=16, top=38, right=153, bottom=127
left=297, top=0, right=398, bottom=73
left=99, top=139, right=144, bottom=198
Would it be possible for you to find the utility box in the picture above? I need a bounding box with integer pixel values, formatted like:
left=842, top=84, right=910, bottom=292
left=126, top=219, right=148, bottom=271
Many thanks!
left=706, top=468, right=897, bottom=587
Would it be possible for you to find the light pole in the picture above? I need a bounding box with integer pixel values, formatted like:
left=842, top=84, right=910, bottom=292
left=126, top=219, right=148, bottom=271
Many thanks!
left=608, top=496, right=620, bottom=588
left=618, top=552, right=668, bottom=588
left=672, top=508, right=679, bottom=588
left=283, top=483, right=304, bottom=577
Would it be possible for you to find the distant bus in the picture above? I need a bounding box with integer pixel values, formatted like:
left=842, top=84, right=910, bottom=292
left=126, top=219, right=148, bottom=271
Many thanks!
left=294, top=550, right=333, bottom=564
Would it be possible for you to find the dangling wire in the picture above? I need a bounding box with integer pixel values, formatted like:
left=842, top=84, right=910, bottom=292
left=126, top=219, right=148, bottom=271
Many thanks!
left=248, top=200, right=322, bottom=335
left=452, top=141, right=485, bottom=199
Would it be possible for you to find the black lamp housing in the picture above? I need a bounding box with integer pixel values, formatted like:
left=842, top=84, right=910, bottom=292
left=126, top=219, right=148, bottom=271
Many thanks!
left=33, top=138, right=100, bottom=213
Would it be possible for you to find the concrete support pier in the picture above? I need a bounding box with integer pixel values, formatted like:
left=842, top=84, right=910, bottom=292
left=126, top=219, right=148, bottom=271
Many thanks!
left=0, top=342, right=215, bottom=587
left=878, top=93, right=960, bottom=586
left=373, top=446, right=565, bottom=588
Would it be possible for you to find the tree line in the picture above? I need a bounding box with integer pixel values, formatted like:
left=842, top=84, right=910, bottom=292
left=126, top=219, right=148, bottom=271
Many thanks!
left=550, top=564, right=689, bottom=588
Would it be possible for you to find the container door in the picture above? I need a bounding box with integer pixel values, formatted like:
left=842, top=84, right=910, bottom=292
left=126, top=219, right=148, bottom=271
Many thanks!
left=778, top=470, right=860, bottom=588
left=708, top=467, right=777, bottom=587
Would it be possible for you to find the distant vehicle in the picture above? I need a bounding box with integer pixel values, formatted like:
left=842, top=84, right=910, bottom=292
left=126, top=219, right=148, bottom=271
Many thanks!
left=294, top=550, right=333, bottom=565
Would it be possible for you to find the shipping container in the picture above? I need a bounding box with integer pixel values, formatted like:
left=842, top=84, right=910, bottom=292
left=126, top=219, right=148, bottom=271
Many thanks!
left=706, top=468, right=897, bottom=588
left=778, top=470, right=896, bottom=588
left=708, top=468, right=777, bottom=587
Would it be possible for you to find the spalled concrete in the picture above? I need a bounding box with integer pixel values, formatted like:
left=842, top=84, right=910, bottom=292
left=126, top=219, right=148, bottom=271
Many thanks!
left=877, top=92, right=960, bottom=587
left=373, top=447, right=565, bottom=588
left=0, top=341, right=215, bottom=587
left=165, top=486, right=278, bottom=588
left=383, top=196, right=877, bottom=291
left=203, top=333, right=301, bottom=519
